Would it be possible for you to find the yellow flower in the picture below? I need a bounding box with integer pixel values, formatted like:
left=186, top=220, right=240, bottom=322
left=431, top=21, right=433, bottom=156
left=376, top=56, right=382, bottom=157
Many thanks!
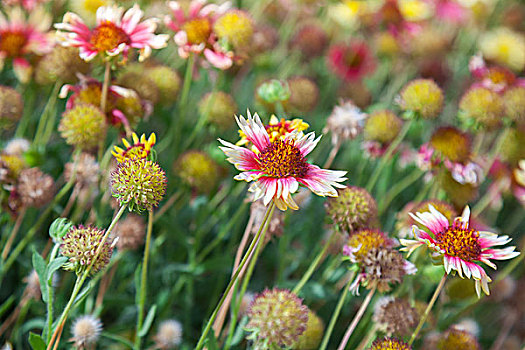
left=480, top=27, right=525, bottom=72
left=112, top=132, right=156, bottom=163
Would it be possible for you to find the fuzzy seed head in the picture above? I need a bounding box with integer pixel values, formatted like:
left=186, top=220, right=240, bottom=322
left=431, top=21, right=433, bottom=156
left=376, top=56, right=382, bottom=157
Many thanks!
left=479, top=27, right=525, bottom=71
left=117, top=69, right=160, bottom=104
left=60, top=225, right=113, bottom=275
left=293, top=311, right=324, bottom=350
left=399, top=79, right=444, bottom=119
left=148, top=65, right=182, bottom=103
left=154, top=319, right=183, bottom=349
left=214, top=10, right=254, bottom=49
left=0, top=86, right=23, bottom=128
left=360, top=247, right=414, bottom=293
left=368, top=337, right=412, bottom=350
left=65, top=152, right=100, bottom=188
left=373, top=297, right=419, bottom=337
left=110, top=159, right=167, bottom=213
left=59, top=103, right=107, bottom=149
left=326, top=186, right=378, bottom=234
left=17, top=168, right=54, bottom=208
left=364, top=110, right=402, bottom=144
left=246, top=288, right=309, bottom=348
left=459, top=87, right=504, bottom=130
left=499, top=129, right=525, bottom=166
left=174, top=150, right=219, bottom=193
left=113, top=214, right=145, bottom=251
left=430, top=126, right=471, bottom=163
left=198, top=92, right=237, bottom=130
left=503, top=86, right=525, bottom=125
left=287, top=76, right=319, bottom=114
left=35, top=46, right=90, bottom=85
left=70, top=315, right=102, bottom=348
left=437, top=327, right=480, bottom=350
left=290, top=24, right=328, bottom=58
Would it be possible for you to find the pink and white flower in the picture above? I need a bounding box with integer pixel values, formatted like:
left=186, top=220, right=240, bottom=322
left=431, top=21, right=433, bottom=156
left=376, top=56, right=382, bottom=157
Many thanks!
left=401, top=205, right=520, bottom=297
left=219, top=111, right=347, bottom=211
left=54, top=5, right=169, bottom=62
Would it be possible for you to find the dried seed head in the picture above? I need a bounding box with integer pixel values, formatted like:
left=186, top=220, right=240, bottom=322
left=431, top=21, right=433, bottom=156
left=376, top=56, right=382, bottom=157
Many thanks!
left=324, top=101, right=368, bottom=145
left=17, top=168, right=54, bottom=208
left=113, top=214, right=145, bottom=251
left=344, top=229, right=393, bottom=263
left=398, top=79, right=444, bottom=120
left=286, top=76, right=319, bottom=114
left=3, top=138, right=30, bottom=156
left=373, top=297, right=419, bottom=337
left=290, top=24, right=328, bottom=58
left=0, top=86, right=23, bottom=129
left=59, top=103, right=107, bottom=149
left=364, top=110, right=403, bottom=144
left=154, top=319, right=183, bottom=349
left=148, top=65, right=182, bottom=103
left=70, top=315, right=102, bottom=349
left=174, top=150, right=220, bottom=194
left=117, top=68, right=160, bottom=104
left=326, top=187, right=378, bottom=234
left=437, top=327, right=480, bottom=350
left=64, top=152, right=99, bottom=188
left=35, top=46, right=90, bottom=85
left=198, top=92, right=237, bottom=130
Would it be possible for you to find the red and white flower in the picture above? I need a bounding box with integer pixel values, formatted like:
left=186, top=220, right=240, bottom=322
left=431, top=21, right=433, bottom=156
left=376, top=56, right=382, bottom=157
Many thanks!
left=401, top=205, right=520, bottom=297
left=54, top=4, right=168, bottom=62
left=0, top=6, right=52, bottom=82
left=327, top=41, right=376, bottom=82
left=219, top=111, right=347, bottom=211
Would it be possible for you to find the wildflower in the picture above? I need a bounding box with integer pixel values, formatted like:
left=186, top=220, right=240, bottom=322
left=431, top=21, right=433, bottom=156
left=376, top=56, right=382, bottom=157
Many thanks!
left=154, top=319, right=183, bottom=349
left=468, top=54, right=518, bottom=93
left=17, top=168, right=54, bottom=208
left=59, top=103, right=107, bottom=149
left=256, top=79, right=290, bottom=106
left=148, top=65, right=182, bottom=103
left=397, top=200, right=457, bottom=238
left=401, top=205, right=520, bottom=296
left=35, top=46, right=90, bottom=85
left=219, top=111, right=347, bottom=210
left=246, top=288, right=309, bottom=348
left=110, top=159, right=167, bottom=212
left=364, top=110, right=403, bottom=144
left=287, top=76, right=319, bottom=114
left=60, top=225, right=113, bottom=275
left=459, top=87, right=504, bottom=130
left=373, top=297, right=419, bottom=337
left=429, top=127, right=471, bottom=163
left=290, top=23, right=328, bottom=58
left=0, top=6, right=52, bottom=82
left=198, top=91, right=237, bottom=130
left=325, top=187, right=378, bottom=234
left=327, top=41, right=376, bottom=82
left=213, top=10, right=253, bottom=50
left=69, top=0, right=110, bottom=26
left=0, top=86, right=23, bottom=129
left=503, top=86, right=525, bottom=125
left=174, top=150, right=220, bottom=193
left=238, top=114, right=308, bottom=148
left=438, top=170, right=478, bottom=207
left=165, top=0, right=233, bottom=69
left=112, top=132, right=156, bottom=163
left=437, top=327, right=480, bottom=350
left=479, top=27, right=525, bottom=71
left=398, top=79, right=444, bottom=120
left=64, top=152, right=99, bottom=188
left=70, top=315, right=102, bottom=349
left=368, top=337, right=412, bottom=350
left=113, top=214, right=145, bottom=251
left=323, top=100, right=367, bottom=146
left=294, top=311, right=324, bottom=350
left=55, top=5, right=169, bottom=62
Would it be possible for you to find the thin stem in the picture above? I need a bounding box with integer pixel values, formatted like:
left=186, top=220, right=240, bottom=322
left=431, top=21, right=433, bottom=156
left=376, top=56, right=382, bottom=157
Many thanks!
left=379, top=168, right=423, bottom=215
left=1, top=207, right=27, bottom=260
left=134, top=209, right=154, bottom=349
left=34, top=81, right=61, bottom=147
left=408, top=273, right=447, bottom=346
left=337, top=286, right=376, bottom=350
left=100, top=60, right=111, bottom=112
left=319, top=277, right=354, bottom=350
left=194, top=202, right=275, bottom=350
left=323, top=141, right=341, bottom=169
left=357, top=324, right=378, bottom=350
left=366, top=120, right=413, bottom=192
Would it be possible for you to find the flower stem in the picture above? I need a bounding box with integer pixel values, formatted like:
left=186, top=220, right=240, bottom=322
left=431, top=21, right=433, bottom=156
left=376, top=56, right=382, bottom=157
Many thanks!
left=194, top=202, right=275, bottom=350
left=337, top=286, right=376, bottom=350
left=408, top=273, right=447, bottom=346
left=366, top=120, right=413, bottom=192
left=33, top=81, right=60, bottom=147
left=100, top=60, right=111, bottom=112
left=319, top=276, right=354, bottom=350
left=323, top=140, right=341, bottom=169
left=134, top=209, right=154, bottom=349
left=379, top=168, right=423, bottom=215
left=1, top=207, right=27, bottom=260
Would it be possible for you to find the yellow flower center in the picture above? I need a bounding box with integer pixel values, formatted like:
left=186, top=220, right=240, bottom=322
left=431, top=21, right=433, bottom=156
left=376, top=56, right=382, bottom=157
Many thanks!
left=347, top=229, right=388, bottom=262
left=435, top=225, right=481, bottom=262
left=183, top=18, right=211, bottom=45
left=119, top=144, right=148, bottom=162
left=430, top=127, right=470, bottom=163
left=0, top=30, right=27, bottom=57
left=90, top=21, right=129, bottom=52
left=258, top=140, right=308, bottom=178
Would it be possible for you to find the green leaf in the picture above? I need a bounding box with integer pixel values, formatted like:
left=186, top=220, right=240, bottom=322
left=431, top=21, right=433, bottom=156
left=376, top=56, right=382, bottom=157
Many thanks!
left=48, top=218, right=73, bottom=243
left=28, top=332, right=46, bottom=350
left=138, top=304, right=157, bottom=337
left=46, top=256, right=68, bottom=285
left=32, top=250, right=48, bottom=303
left=205, top=329, right=219, bottom=350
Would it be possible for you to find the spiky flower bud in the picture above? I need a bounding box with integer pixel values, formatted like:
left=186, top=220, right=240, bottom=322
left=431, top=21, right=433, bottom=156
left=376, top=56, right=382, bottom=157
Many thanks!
left=148, top=65, right=182, bottom=103
left=59, top=103, right=107, bottom=149
left=174, top=151, right=219, bottom=193
left=60, top=225, right=113, bottom=275
left=287, top=76, right=319, bottom=114
left=257, top=79, right=291, bottom=105
left=198, top=92, right=237, bottom=130
left=398, top=79, right=444, bottom=119
left=326, top=186, right=378, bottom=234
left=70, top=315, right=102, bottom=349
left=364, top=110, right=403, bottom=144
left=293, top=311, right=324, bottom=350
left=429, top=126, right=471, bottom=163
left=246, top=288, right=309, bottom=348
left=459, top=87, right=504, bottom=130
left=0, top=86, right=23, bottom=129
left=368, top=337, right=412, bottom=350
left=113, top=214, right=145, bottom=251
left=35, top=46, right=90, bottom=85
left=111, top=159, right=167, bottom=213
left=373, top=297, right=419, bottom=337
left=437, top=327, right=480, bottom=350
left=17, top=168, right=54, bottom=208
left=64, top=152, right=99, bottom=188
left=214, top=10, right=254, bottom=50
left=154, top=319, right=183, bottom=349
left=503, top=86, right=525, bottom=125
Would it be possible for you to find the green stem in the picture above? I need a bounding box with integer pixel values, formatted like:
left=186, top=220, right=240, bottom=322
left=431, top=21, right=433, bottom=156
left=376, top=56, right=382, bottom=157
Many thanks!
left=1, top=207, right=26, bottom=260
left=366, top=120, right=413, bottom=192
left=100, top=60, right=111, bottom=112
left=319, top=277, right=354, bottom=350
left=14, top=84, right=32, bottom=138
left=134, top=209, right=154, bottom=349
left=379, top=168, right=423, bottom=214
left=194, top=202, right=275, bottom=350
left=408, top=273, right=447, bottom=346
left=34, top=81, right=61, bottom=147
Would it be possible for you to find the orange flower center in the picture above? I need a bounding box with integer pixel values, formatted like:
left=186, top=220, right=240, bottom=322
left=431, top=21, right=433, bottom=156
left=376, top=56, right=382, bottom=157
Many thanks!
left=266, top=119, right=292, bottom=142
left=182, top=18, right=211, bottom=45
left=435, top=226, right=481, bottom=262
left=486, top=67, right=514, bottom=85
left=258, top=140, right=308, bottom=178
left=0, top=30, right=27, bottom=57
left=90, top=21, right=129, bottom=53
left=344, top=50, right=363, bottom=68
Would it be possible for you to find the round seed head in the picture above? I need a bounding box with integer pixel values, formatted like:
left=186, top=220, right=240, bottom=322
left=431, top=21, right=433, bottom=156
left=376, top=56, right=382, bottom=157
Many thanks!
left=430, top=126, right=471, bottom=163
left=293, top=310, right=324, bottom=350
left=148, top=65, right=181, bottom=103
left=17, top=168, right=54, bottom=208
left=459, top=87, right=504, bottom=130
left=373, top=297, right=419, bottom=337
left=70, top=315, right=102, bottom=349
left=290, top=24, right=328, bottom=58
left=59, top=103, right=107, bottom=149
left=113, top=214, right=145, bottom=251
left=0, top=86, right=23, bottom=129
left=398, top=79, right=444, bottom=119
left=286, top=76, right=319, bottom=114
left=174, top=150, right=219, bottom=194
left=35, top=46, right=90, bottom=85
left=326, top=186, right=378, bottom=234
left=364, top=110, right=403, bottom=144
left=198, top=92, right=237, bottom=130
left=154, top=319, right=183, bottom=349
left=368, top=337, right=412, bottom=350
left=437, top=327, right=480, bottom=350
left=503, top=86, right=525, bottom=125
left=64, top=152, right=100, bottom=188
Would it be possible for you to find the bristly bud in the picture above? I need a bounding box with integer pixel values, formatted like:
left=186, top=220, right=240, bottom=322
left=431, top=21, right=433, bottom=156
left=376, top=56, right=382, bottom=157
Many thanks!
left=198, top=92, right=238, bottom=130
left=364, top=110, right=403, bottom=144
left=59, top=103, right=107, bottom=149
left=154, top=319, right=183, bottom=350
left=459, top=87, right=504, bottom=130
left=290, top=23, right=328, bottom=59
left=148, top=65, right=182, bottom=103
left=286, top=76, right=319, bottom=114
left=430, top=126, right=471, bottom=163
left=257, top=79, right=291, bottom=105
left=174, top=150, right=220, bottom=194
left=113, top=214, right=145, bottom=251
left=368, top=337, right=412, bottom=350
left=17, top=168, right=54, bottom=208
left=325, top=187, right=378, bottom=234
left=246, top=288, right=309, bottom=348
left=214, top=10, right=254, bottom=50
left=60, top=225, right=113, bottom=275
left=70, top=315, right=102, bottom=349
left=0, top=86, right=23, bottom=129
left=64, top=152, right=99, bottom=188
left=398, top=79, right=444, bottom=120
left=110, top=159, right=167, bottom=213
left=373, top=297, right=419, bottom=337
left=503, top=86, right=525, bottom=125
left=436, top=327, right=480, bottom=350
left=293, top=310, right=324, bottom=350
left=35, top=46, right=90, bottom=85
